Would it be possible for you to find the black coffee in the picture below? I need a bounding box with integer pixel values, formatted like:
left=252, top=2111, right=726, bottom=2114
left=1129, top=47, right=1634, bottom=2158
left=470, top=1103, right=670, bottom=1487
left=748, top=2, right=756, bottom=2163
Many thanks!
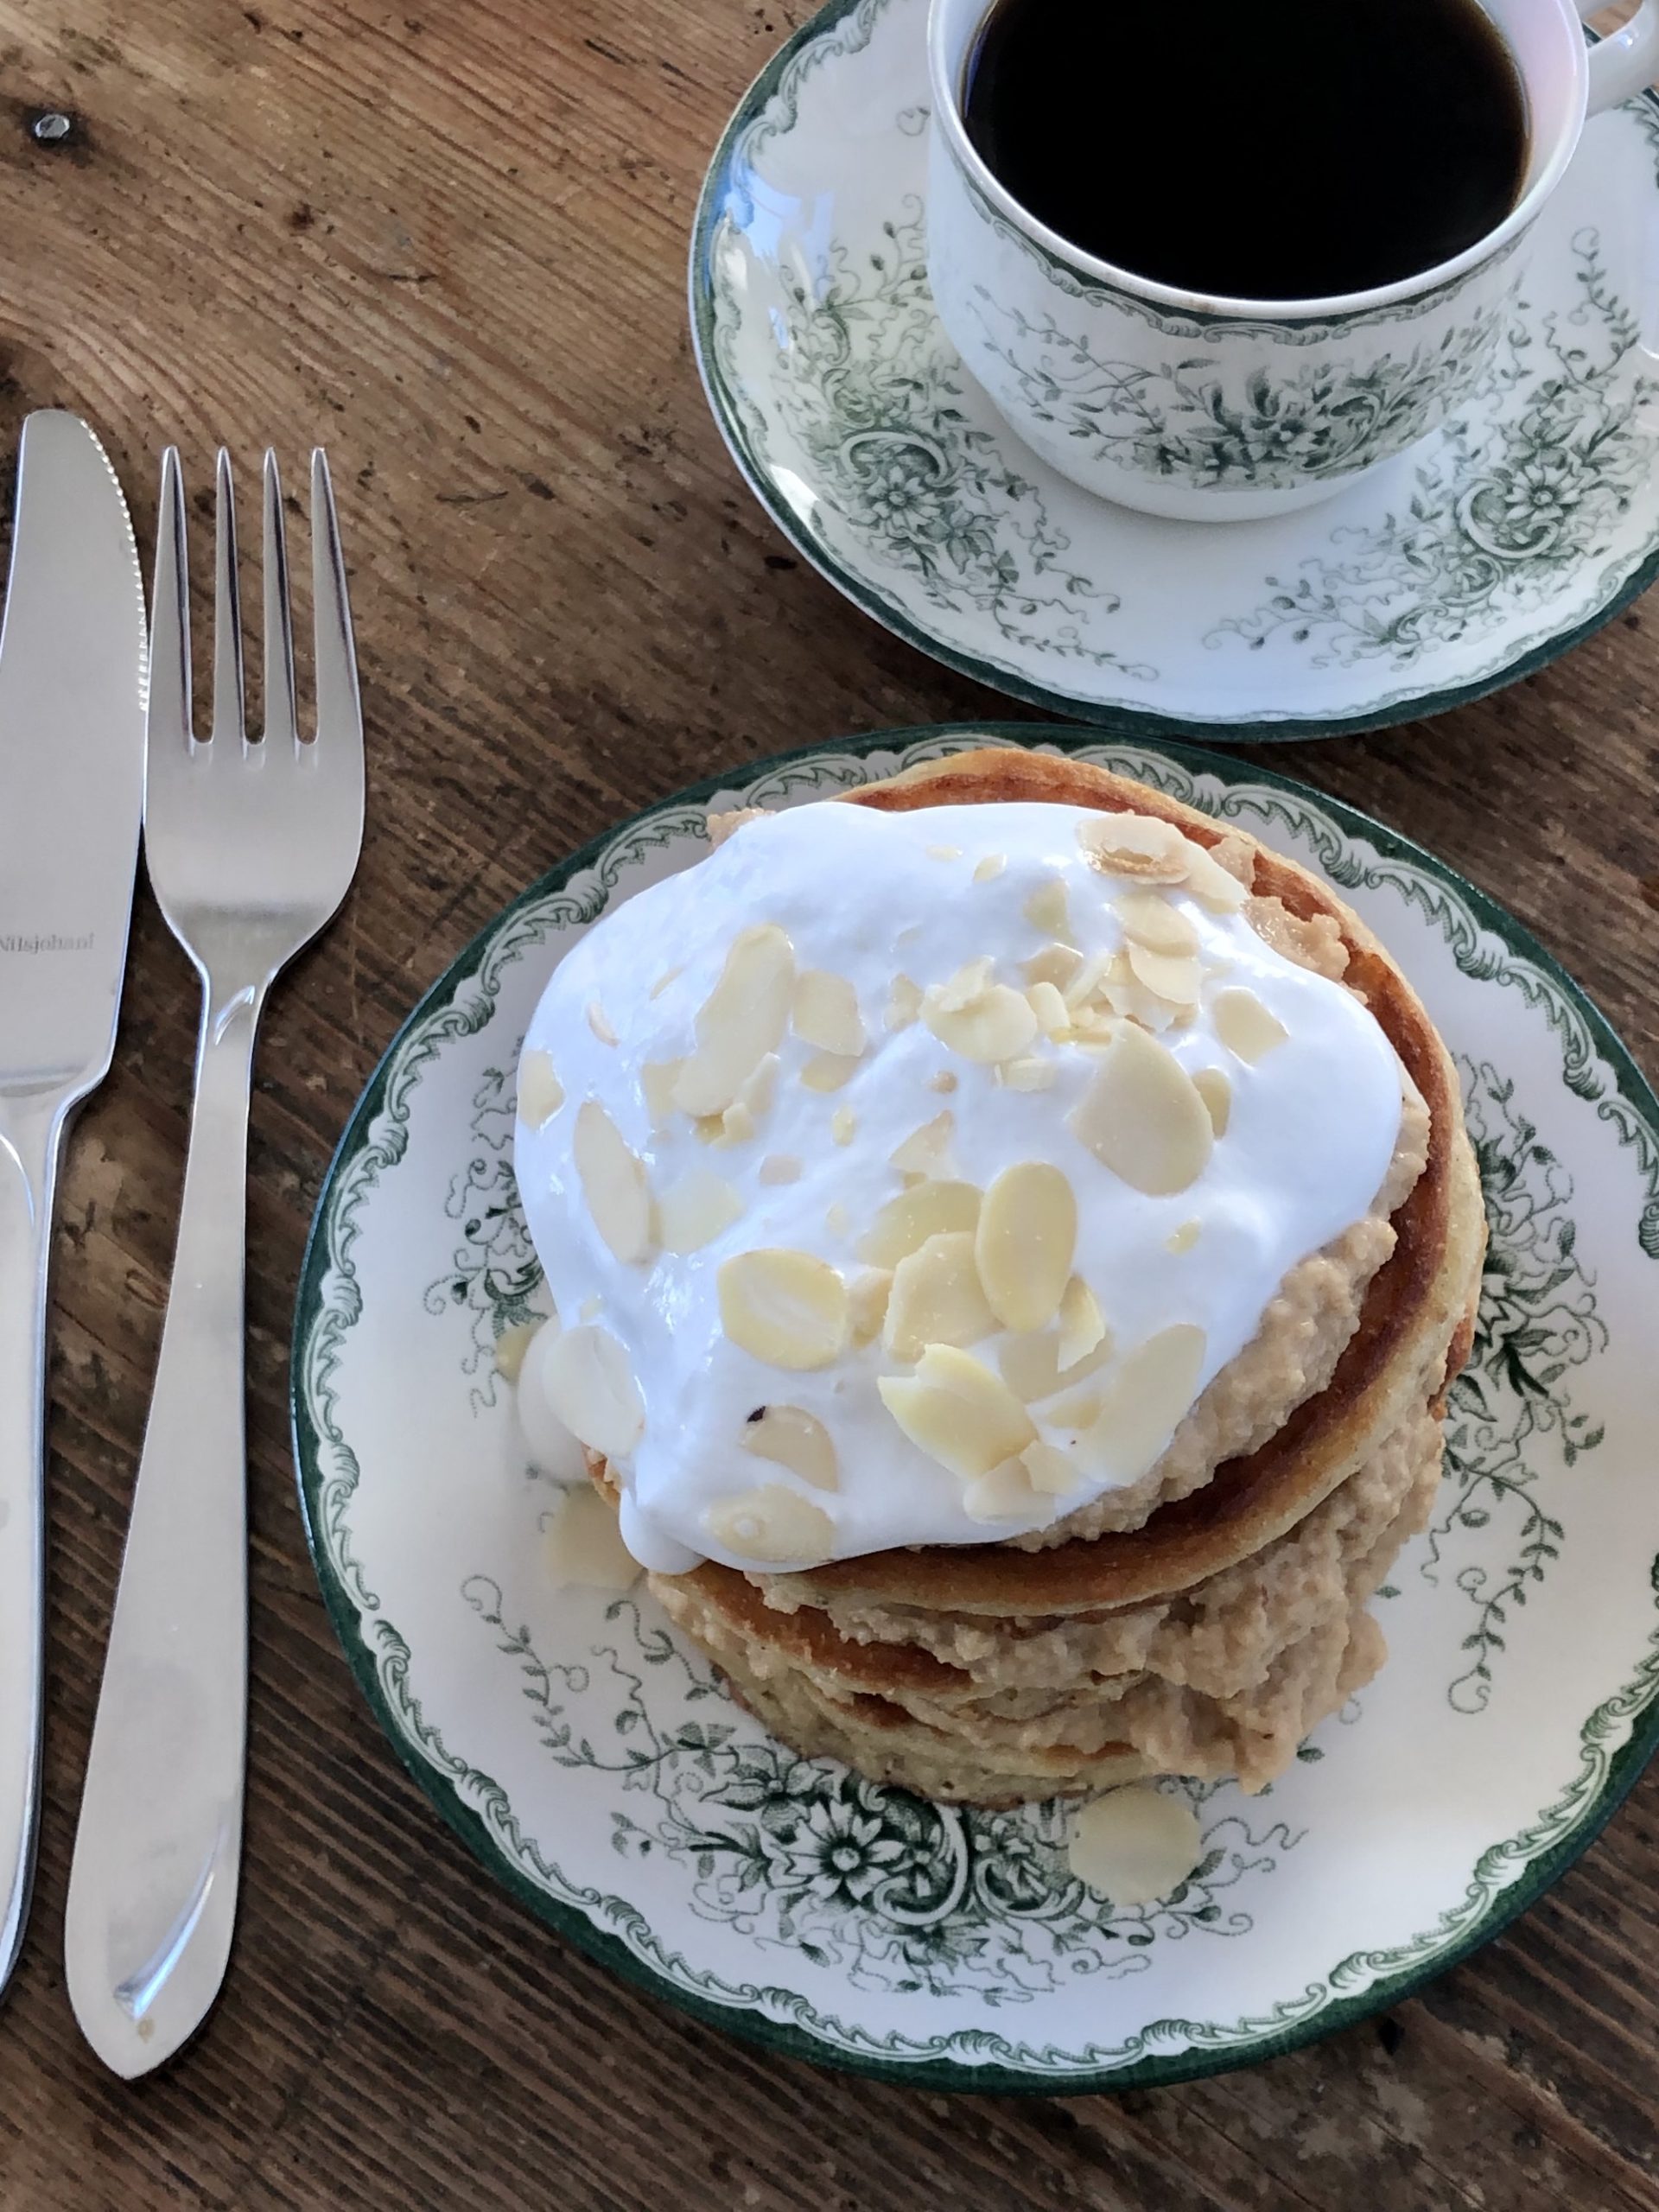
left=961, top=0, right=1529, bottom=300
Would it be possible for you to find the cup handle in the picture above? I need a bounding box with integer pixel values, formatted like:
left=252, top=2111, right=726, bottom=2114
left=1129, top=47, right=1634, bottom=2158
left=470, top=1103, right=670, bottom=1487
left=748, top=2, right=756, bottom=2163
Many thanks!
left=1579, top=0, right=1659, bottom=114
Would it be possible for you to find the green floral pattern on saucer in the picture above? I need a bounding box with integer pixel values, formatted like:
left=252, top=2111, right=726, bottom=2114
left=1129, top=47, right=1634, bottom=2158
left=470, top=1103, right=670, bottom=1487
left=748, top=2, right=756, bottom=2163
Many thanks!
left=293, top=728, right=1659, bottom=2092
left=690, top=0, right=1659, bottom=735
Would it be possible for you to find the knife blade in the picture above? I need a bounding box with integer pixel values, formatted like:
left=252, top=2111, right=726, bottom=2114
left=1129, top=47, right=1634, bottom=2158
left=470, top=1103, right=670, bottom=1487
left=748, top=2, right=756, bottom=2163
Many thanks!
left=0, top=411, right=146, bottom=1999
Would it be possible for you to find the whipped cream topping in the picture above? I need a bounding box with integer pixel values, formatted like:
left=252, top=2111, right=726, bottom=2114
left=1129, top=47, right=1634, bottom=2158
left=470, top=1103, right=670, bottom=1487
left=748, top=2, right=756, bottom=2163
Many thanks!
left=514, top=798, right=1405, bottom=1574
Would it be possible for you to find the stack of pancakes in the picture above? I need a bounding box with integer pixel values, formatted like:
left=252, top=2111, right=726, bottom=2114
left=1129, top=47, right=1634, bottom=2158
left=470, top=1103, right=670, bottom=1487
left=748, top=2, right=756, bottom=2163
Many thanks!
left=592, top=749, right=1486, bottom=1805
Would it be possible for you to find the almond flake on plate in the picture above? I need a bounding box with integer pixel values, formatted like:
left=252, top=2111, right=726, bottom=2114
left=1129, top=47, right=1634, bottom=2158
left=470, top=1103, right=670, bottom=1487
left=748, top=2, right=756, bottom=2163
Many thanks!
left=655, top=1168, right=744, bottom=1255
left=1001, top=1056, right=1057, bottom=1092
left=793, top=969, right=866, bottom=1057
left=890, top=1110, right=957, bottom=1180
left=759, top=1153, right=803, bottom=1185
left=1077, top=812, right=1192, bottom=882
left=586, top=1000, right=618, bottom=1046
left=800, top=1051, right=861, bottom=1093
left=883, top=1230, right=996, bottom=1363
left=885, top=974, right=923, bottom=1031
left=831, top=1104, right=856, bottom=1146
left=672, top=922, right=795, bottom=1117
left=1068, top=1023, right=1213, bottom=1195
left=1193, top=1065, right=1232, bottom=1135
left=1114, top=888, right=1199, bottom=957
left=704, top=1484, right=835, bottom=1565
left=537, top=1324, right=645, bottom=1460
left=741, top=1403, right=839, bottom=1491
left=518, top=1050, right=564, bottom=1128
left=718, top=1248, right=849, bottom=1370
left=972, top=854, right=1007, bottom=883
left=878, top=1344, right=1035, bottom=1480
left=1023, top=874, right=1071, bottom=937
left=857, top=1179, right=982, bottom=1267
left=1077, top=1324, right=1206, bottom=1484
left=1215, top=987, right=1289, bottom=1063
left=976, top=1162, right=1077, bottom=1332
left=847, top=1267, right=893, bottom=1346
left=574, top=1101, right=654, bottom=1262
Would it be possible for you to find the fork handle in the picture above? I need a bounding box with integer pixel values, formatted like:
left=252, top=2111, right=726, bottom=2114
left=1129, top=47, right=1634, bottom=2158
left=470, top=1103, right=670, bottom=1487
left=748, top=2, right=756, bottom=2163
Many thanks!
left=65, top=981, right=262, bottom=2076
left=0, top=1089, right=67, bottom=1999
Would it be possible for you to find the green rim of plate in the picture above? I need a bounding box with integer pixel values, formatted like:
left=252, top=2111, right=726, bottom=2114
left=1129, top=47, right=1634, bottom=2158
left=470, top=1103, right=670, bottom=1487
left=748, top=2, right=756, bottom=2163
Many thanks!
left=685, top=0, right=1659, bottom=741
left=291, top=725, right=1659, bottom=2092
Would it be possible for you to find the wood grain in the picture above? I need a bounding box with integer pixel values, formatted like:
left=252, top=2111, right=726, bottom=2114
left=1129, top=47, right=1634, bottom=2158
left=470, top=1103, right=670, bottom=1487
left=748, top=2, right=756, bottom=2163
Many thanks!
left=0, top=1, right=1655, bottom=2204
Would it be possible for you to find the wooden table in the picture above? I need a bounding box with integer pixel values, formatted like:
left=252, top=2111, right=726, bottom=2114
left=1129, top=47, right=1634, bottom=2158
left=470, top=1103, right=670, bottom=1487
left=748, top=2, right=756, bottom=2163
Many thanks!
left=1, top=2, right=1656, bottom=2204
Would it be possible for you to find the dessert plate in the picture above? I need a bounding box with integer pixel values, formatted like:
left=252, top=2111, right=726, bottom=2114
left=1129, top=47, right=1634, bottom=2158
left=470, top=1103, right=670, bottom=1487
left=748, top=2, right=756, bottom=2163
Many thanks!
left=689, top=0, right=1659, bottom=739
left=293, top=728, right=1659, bottom=2092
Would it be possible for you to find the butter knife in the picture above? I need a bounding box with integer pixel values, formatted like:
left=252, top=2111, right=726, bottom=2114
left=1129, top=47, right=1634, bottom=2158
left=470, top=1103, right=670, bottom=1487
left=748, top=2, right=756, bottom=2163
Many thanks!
left=0, top=413, right=147, bottom=1999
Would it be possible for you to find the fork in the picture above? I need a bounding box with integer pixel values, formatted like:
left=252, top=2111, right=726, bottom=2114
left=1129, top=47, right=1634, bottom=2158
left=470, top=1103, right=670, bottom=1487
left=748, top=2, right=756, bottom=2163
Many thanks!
left=64, top=447, right=364, bottom=2077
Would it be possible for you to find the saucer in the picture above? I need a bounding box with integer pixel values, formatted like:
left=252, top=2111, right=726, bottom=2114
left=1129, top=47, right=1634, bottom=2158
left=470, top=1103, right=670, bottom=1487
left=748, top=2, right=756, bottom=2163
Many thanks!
left=690, top=0, right=1659, bottom=739
left=294, top=727, right=1659, bottom=2092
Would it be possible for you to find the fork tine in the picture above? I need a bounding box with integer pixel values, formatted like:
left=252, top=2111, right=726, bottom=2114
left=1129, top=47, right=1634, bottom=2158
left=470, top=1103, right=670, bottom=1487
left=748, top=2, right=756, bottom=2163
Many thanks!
left=309, top=448, right=362, bottom=755
left=148, top=447, right=192, bottom=757
left=211, top=448, right=245, bottom=745
left=260, top=449, right=297, bottom=747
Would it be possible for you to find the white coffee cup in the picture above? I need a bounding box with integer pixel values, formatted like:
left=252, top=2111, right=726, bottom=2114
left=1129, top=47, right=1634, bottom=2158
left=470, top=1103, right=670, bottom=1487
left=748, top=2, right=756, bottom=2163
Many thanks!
left=925, top=0, right=1658, bottom=521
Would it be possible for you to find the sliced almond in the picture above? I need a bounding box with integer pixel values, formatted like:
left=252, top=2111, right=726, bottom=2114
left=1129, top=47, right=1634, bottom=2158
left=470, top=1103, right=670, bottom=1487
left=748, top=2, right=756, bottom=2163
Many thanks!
left=1000, top=1325, right=1115, bottom=1403
left=1077, top=1325, right=1206, bottom=1484
left=1125, top=941, right=1202, bottom=1007
left=830, top=1104, right=856, bottom=1146
left=825, top=1200, right=851, bottom=1238
left=1043, top=1386, right=1103, bottom=1432
left=800, top=1051, right=860, bottom=1094
left=963, top=1459, right=1056, bottom=1524
left=792, top=969, right=866, bottom=1058
left=578, top=1294, right=602, bottom=1322
left=1215, top=987, right=1289, bottom=1063
left=1024, top=941, right=1084, bottom=993
left=1068, top=1023, right=1213, bottom=1196
left=1077, top=811, right=1192, bottom=883
left=655, top=1168, right=743, bottom=1255
left=1056, top=1275, right=1106, bottom=1370
left=538, top=1324, right=645, bottom=1460
left=1185, top=842, right=1251, bottom=912
left=518, top=1050, right=564, bottom=1128
left=493, top=1318, right=543, bottom=1384
left=885, top=975, right=924, bottom=1031
left=543, top=1484, right=642, bottom=1593
left=574, top=1102, right=653, bottom=1262
left=890, top=1111, right=957, bottom=1180
left=737, top=1053, right=779, bottom=1119
left=1066, top=1786, right=1204, bottom=1905
left=640, top=1058, right=683, bottom=1127
left=1027, top=980, right=1071, bottom=1039
left=1001, top=1056, right=1057, bottom=1093
left=672, top=923, right=795, bottom=1116
left=924, top=981, right=1039, bottom=1065
left=759, top=1153, right=803, bottom=1185
left=848, top=1267, right=893, bottom=1346
left=1020, top=1439, right=1079, bottom=1496
left=718, top=1249, right=849, bottom=1370
left=649, top=966, right=682, bottom=1000
left=927, top=1068, right=959, bottom=1094
left=976, top=1162, right=1077, bottom=1333
left=857, top=1180, right=982, bottom=1267
left=926, top=843, right=963, bottom=862
left=586, top=1000, right=618, bottom=1046
left=972, top=854, right=1007, bottom=883
left=1023, top=874, right=1071, bottom=937
left=1115, top=889, right=1199, bottom=958
left=883, top=1230, right=997, bottom=1363
left=878, top=1344, right=1035, bottom=1480
left=933, top=956, right=996, bottom=1014
left=1166, top=1219, right=1200, bottom=1255
left=703, top=1484, right=835, bottom=1566
left=1062, top=949, right=1115, bottom=1011
left=741, top=1404, right=839, bottom=1491
left=711, top=1103, right=754, bottom=1147
left=1193, top=1065, right=1232, bottom=1136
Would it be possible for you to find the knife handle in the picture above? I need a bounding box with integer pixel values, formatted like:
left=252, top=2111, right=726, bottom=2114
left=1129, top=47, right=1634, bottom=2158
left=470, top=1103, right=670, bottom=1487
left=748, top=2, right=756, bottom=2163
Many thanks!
left=0, top=1088, right=67, bottom=1999
left=65, top=983, right=259, bottom=2075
